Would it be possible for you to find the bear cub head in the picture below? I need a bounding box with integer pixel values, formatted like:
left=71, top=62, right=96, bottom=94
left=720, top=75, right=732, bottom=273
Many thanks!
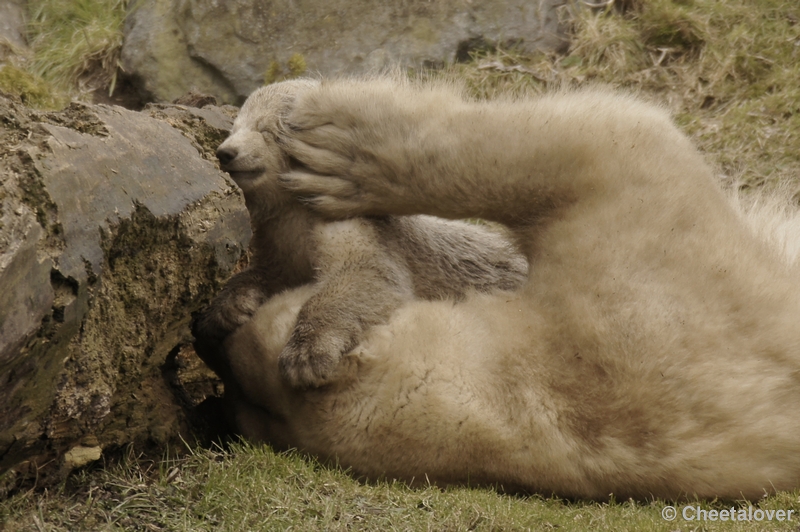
left=216, top=79, right=319, bottom=214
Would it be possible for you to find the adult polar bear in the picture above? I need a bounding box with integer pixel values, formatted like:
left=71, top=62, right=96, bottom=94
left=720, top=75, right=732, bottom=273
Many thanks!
left=223, top=77, right=800, bottom=500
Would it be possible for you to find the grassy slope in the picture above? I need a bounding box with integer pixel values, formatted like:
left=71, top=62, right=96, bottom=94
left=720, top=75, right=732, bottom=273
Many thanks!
left=3, top=0, right=800, bottom=530
left=4, top=443, right=800, bottom=531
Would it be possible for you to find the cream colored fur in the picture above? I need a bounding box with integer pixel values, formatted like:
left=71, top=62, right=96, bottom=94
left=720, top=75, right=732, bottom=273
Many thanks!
left=193, top=80, right=526, bottom=388
left=220, top=77, right=800, bottom=500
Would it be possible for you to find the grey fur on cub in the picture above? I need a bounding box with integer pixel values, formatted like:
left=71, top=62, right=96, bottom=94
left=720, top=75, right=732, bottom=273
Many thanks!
left=192, top=79, right=527, bottom=389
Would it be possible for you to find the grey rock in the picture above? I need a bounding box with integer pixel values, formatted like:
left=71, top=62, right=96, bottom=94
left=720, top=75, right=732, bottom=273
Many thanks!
left=121, top=0, right=570, bottom=104
left=0, top=0, right=26, bottom=49
left=63, top=445, right=102, bottom=470
left=0, top=0, right=28, bottom=63
left=122, top=0, right=240, bottom=104
left=0, top=94, right=249, bottom=488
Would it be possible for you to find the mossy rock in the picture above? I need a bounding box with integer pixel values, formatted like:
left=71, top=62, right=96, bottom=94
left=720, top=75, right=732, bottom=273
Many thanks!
left=0, top=94, right=250, bottom=492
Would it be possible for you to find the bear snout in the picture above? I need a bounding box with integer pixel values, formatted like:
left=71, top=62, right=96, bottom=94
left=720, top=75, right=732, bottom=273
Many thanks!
left=217, top=145, right=238, bottom=167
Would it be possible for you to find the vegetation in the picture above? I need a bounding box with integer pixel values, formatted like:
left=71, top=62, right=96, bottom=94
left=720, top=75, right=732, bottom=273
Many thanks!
left=28, top=0, right=127, bottom=97
left=4, top=442, right=800, bottom=531
left=0, top=64, right=65, bottom=109
left=3, top=0, right=800, bottom=530
left=0, top=0, right=127, bottom=107
left=264, top=53, right=308, bottom=85
left=450, top=0, right=800, bottom=190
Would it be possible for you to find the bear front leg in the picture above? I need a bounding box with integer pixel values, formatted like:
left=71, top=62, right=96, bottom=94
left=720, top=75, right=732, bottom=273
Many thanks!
left=192, top=267, right=279, bottom=376
left=278, top=79, right=684, bottom=228
left=278, top=281, right=407, bottom=389
left=277, top=78, right=555, bottom=224
left=279, top=219, right=413, bottom=388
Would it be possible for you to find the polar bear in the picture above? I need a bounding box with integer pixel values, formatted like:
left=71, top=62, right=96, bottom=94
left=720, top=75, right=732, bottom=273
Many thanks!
left=193, top=79, right=526, bottom=388
left=219, top=76, right=800, bottom=500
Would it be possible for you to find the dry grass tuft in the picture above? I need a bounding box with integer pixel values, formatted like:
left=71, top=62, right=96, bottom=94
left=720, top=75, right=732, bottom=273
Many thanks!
left=25, top=0, right=127, bottom=102
left=448, top=0, right=800, bottom=190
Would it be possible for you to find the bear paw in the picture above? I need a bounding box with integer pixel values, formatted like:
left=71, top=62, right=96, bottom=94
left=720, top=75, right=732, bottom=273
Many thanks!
left=278, top=322, right=359, bottom=388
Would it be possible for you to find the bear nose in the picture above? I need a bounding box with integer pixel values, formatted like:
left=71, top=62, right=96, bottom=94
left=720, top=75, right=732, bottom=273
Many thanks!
left=216, top=146, right=238, bottom=166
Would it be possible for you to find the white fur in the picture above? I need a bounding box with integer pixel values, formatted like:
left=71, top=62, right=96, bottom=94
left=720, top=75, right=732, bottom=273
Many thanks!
left=222, top=79, right=800, bottom=500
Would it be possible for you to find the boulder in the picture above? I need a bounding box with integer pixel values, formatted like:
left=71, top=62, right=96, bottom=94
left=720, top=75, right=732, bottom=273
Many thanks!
left=0, top=0, right=28, bottom=63
left=121, top=0, right=570, bottom=104
left=0, top=94, right=250, bottom=491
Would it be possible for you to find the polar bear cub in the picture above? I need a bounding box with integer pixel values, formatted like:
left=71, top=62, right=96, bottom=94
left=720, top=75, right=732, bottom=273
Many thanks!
left=193, top=79, right=526, bottom=389
left=220, top=76, right=800, bottom=500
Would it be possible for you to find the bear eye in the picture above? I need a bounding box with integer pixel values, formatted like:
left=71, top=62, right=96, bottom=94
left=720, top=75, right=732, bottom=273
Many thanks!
left=251, top=119, right=264, bottom=131
left=259, top=126, right=280, bottom=142
left=259, top=125, right=278, bottom=137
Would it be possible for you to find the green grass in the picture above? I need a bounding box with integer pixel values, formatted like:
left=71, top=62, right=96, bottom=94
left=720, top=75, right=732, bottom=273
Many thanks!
left=4, top=442, right=800, bottom=531
left=3, top=0, right=800, bottom=530
left=27, top=0, right=127, bottom=96
left=0, top=64, right=65, bottom=109
left=0, top=0, right=127, bottom=107
left=28, top=0, right=127, bottom=91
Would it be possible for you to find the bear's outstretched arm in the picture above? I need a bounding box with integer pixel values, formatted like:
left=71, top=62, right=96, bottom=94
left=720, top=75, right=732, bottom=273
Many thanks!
left=279, top=79, right=695, bottom=226
left=278, top=218, right=414, bottom=388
